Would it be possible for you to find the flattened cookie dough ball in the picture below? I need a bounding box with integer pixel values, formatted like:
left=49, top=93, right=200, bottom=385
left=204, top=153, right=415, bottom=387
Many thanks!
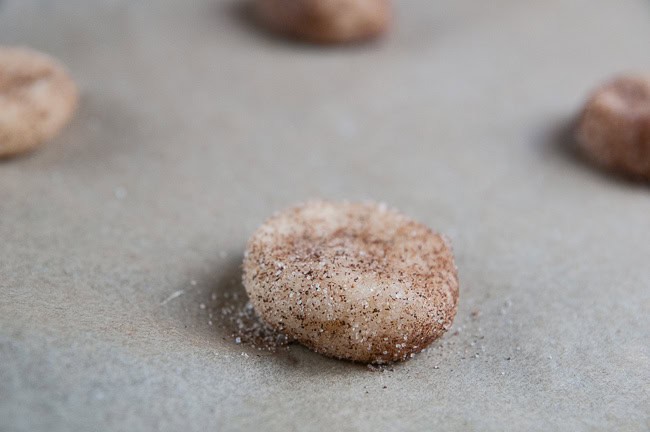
left=577, top=74, right=650, bottom=179
left=0, top=47, right=78, bottom=158
left=243, top=201, right=459, bottom=364
left=254, top=0, right=391, bottom=44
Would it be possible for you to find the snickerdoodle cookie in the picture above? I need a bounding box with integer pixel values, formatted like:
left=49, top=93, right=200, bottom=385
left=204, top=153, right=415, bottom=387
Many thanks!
left=254, top=0, right=391, bottom=44
left=0, top=47, right=78, bottom=158
left=243, top=201, right=459, bottom=363
left=577, top=74, right=650, bottom=179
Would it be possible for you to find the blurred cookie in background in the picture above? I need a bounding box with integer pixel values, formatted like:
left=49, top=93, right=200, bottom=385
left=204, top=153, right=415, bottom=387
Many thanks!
left=577, top=74, right=650, bottom=180
left=254, top=0, right=391, bottom=44
left=0, top=47, right=78, bottom=158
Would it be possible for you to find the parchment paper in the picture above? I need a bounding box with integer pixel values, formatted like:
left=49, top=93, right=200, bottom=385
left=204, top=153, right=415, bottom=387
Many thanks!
left=1, top=1, right=649, bottom=431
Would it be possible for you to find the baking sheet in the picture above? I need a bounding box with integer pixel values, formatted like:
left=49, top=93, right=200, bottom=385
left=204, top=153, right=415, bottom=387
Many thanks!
left=1, top=0, right=649, bottom=430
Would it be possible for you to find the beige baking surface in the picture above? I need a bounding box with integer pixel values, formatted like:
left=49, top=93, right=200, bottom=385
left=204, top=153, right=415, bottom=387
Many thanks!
left=1, top=1, right=649, bottom=431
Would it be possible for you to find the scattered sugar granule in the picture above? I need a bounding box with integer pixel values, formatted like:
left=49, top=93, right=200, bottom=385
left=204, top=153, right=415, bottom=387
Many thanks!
left=161, top=290, right=184, bottom=305
left=114, top=186, right=127, bottom=200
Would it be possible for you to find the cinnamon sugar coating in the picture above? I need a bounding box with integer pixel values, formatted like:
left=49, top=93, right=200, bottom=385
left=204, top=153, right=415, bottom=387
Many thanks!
left=242, top=201, right=459, bottom=364
left=577, top=74, right=650, bottom=179
left=0, top=47, right=78, bottom=158
left=254, top=0, right=391, bottom=44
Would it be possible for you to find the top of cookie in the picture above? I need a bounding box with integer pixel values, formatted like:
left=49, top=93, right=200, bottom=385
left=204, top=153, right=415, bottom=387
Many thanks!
left=246, top=200, right=455, bottom=300
left=588, top=75, right=650, bottom=117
